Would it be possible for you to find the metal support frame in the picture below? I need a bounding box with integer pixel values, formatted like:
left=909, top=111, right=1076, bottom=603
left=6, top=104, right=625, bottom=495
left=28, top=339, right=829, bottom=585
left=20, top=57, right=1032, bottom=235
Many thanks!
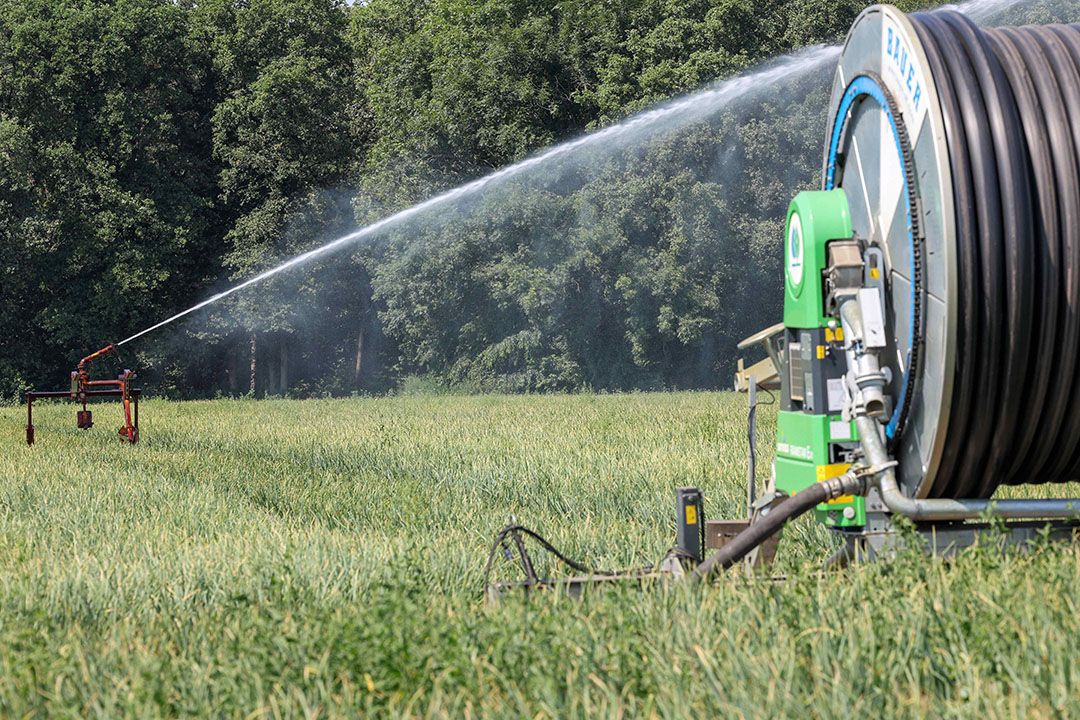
left=833, top=518, right=1080, bottom=563
left=486, top=569, right=672, bottom=602
left=25, top=388, right=141, bottom=446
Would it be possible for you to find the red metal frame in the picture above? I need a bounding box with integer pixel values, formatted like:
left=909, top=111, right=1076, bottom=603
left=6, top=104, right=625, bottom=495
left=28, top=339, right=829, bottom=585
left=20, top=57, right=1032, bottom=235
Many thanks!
left=25, top=344, right=141, bottom=446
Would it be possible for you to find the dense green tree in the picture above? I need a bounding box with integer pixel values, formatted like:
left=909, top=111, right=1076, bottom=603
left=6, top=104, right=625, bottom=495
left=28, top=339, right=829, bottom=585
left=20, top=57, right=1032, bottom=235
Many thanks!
left=0, top=0, right=218, bottom=396
left=4, top=0, right=1075, bottom=398
left=192, top=0, right=362, bottom=394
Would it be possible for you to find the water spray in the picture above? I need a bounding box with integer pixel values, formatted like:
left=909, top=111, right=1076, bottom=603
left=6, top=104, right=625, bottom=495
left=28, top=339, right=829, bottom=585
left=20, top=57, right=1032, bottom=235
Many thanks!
left=114, top=44, right=842, bottom=349
left=29, top=0, right=1025, bottom=453
left=113, top=0, right=1019, bottom=351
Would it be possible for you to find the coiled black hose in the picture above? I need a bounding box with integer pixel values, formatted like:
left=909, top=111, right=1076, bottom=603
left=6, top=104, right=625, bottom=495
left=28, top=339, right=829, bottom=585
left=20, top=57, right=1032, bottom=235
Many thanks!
left=910, top=13, right=1080, bottom=498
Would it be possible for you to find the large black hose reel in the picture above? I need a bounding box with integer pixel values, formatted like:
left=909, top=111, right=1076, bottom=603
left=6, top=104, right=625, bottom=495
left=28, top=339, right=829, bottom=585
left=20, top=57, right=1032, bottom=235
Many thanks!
left=914, top=15, right=1080, bottom=497
left=488, top=7, right=1080, bottom=592
left=824, top=6, right=1080, bottom=500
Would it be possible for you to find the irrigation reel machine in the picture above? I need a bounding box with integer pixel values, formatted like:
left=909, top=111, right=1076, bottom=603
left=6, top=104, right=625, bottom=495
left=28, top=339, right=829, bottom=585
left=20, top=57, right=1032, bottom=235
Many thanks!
left=489, top=6, right=1080, bottom=593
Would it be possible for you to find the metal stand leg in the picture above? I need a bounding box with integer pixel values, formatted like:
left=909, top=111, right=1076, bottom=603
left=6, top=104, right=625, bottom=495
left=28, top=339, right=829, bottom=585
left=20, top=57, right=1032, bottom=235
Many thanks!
left=747, top=379, right=757, bottom=516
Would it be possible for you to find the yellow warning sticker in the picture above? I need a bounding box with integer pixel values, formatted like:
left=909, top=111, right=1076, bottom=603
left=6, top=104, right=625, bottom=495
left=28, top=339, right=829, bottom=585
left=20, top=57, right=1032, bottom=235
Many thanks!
left=816, top=345, right=826, bottom=359
left=685, top=505, right=697, bottom=525
left=870, top=267, right=881, bottom=280
left=826, top=494, right=855, bottom=505
left=824, top=327, right=834, bottom=342
left=815, top=463, right=851, bottom=481
left=835, top=327, right=844, bottom=341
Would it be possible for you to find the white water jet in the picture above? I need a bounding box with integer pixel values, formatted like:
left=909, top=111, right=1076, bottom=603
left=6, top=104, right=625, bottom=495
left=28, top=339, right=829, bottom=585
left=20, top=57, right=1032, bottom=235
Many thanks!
left=118, top=45, right=838, bottom=346
left=116, top=0, right=1027, bottom=348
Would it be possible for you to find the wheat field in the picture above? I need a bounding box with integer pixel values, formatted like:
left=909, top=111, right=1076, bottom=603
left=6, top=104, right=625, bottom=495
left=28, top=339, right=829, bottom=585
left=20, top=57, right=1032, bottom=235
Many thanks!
left=1, top=393, right=1078, bottom=718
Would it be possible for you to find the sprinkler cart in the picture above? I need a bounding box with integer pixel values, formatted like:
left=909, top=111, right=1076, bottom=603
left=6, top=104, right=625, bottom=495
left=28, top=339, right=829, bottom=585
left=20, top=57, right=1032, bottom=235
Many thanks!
left=25, top=343, right=141, bottom=446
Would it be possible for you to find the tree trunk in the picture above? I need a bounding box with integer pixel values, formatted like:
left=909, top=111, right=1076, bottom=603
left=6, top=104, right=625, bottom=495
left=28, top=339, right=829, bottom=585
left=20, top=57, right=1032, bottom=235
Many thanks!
left=228, top=340, right=239, bottom=394
left=279, top=337, right=289, bottom=394
left=354, top=326, right=365, bottom=388
left=249, top=333, right=257, bottom=396
left=355, top=291, right=371, bottom=389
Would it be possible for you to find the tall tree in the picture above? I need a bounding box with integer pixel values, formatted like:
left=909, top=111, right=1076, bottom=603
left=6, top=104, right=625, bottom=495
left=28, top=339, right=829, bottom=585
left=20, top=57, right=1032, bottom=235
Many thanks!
left=197, top=0, right=361, bottom=394
left=0, top=0, right=218, bottom=396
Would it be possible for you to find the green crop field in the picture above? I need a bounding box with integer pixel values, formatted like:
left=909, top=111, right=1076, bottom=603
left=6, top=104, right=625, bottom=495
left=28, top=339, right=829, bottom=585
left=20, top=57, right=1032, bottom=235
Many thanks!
left=1, top=393, right=1078, bottom=718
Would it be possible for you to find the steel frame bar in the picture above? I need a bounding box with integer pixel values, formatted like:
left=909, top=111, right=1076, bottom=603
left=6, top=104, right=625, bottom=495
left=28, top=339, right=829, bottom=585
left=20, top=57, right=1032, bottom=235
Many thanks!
left=25, top=388, right=141, bottom=446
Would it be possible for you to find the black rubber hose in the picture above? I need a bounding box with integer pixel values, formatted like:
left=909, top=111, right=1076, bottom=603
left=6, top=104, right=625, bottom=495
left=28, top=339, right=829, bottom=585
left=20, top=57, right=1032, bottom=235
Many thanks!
left=994, top=26, right=1080, bottom=484
left=984, top=27, right=1061, bottom=484
left=944, top=10, right=1008, bottom=497
left=945, top=11, right=1035, bottom=499
left=915, top=12, right=1008, bottom=498
left=693, top=481, right=832, bottom=580
left=1035, top=25, right=1080, bottom=481
left=912, top=15, right=978, bottom=498
left=907, top=13, right=1080, bottom=495
left=483, top=524, right=616, bottom=589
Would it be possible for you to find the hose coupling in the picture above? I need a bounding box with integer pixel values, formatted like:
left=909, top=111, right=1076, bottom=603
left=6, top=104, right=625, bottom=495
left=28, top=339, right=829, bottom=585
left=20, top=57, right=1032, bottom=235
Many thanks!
left=819, top=464, right=882, bottom=500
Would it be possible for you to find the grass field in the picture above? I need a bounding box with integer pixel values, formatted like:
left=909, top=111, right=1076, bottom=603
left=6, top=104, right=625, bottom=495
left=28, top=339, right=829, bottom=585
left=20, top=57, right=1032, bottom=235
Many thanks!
left=1, top=392, right=1079, bottom=718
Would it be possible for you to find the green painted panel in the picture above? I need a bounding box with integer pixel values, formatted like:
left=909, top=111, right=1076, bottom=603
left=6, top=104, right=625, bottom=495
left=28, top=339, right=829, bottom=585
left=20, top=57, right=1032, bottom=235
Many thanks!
left=783, top=190, right=852, bottom=329
left=775, top=410, right=865, bottom=528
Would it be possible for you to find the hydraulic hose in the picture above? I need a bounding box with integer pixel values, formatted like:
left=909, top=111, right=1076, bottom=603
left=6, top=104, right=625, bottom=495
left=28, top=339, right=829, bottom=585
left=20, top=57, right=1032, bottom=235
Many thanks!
left=693, top=470, right=870, bottom=580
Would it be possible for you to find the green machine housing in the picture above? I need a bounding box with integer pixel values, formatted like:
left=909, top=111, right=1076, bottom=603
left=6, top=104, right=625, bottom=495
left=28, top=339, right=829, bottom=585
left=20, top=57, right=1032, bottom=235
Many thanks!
left=775, top=190, right=865, bottom=528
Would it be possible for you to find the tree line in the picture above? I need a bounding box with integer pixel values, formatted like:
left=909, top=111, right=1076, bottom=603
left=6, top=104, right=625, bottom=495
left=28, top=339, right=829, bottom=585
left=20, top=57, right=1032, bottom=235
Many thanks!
left=1, top=0, right=1065, bottom=398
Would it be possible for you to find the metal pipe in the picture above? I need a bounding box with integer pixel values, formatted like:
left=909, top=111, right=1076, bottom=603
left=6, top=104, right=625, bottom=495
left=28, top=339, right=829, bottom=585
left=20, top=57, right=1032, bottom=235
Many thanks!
left=24, top=389, right=141, bottom=399
left=747, top=380, right=757, bottom=516
left=840, top=300, right=887, bottom=417
left=855, top=415, right=1080, bottom=520
left=78, top=343, right=116, bottom=369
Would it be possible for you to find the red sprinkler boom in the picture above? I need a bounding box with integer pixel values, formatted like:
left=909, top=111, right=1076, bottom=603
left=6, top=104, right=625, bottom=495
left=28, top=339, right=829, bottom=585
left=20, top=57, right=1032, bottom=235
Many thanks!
left=25, top=343, right=141, bottom=446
